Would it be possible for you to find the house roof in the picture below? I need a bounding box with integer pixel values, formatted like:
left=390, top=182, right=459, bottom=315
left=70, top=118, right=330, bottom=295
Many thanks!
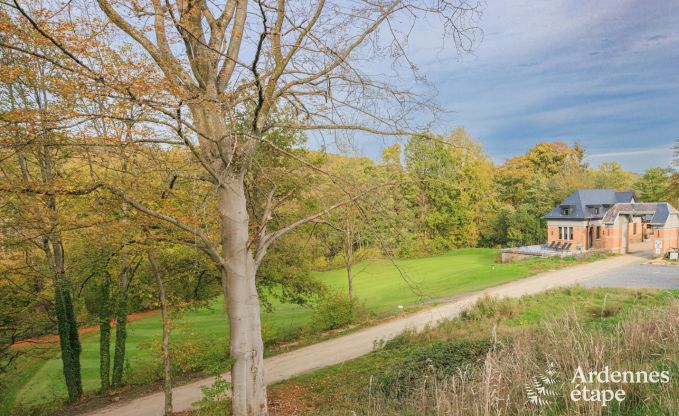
left=649, top=203, right=678, bottom=225
left=601, top=202, right=678, bottom=225
left=543, top=189, right=635, bottom=220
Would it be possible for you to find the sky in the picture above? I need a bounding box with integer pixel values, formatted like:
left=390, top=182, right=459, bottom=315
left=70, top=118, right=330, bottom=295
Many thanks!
left=332, top=0, right=679, bottom=173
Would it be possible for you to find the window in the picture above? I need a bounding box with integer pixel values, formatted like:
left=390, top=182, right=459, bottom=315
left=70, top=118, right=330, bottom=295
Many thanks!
left=633, top=223, right=637, bottom=235
left=561, top=207, right=571, bottom=215
left=558, top=226, right=573, bottom=241
left=596, top=226, right=601, bottom=239
left=592, top=207, right=600, bottom=215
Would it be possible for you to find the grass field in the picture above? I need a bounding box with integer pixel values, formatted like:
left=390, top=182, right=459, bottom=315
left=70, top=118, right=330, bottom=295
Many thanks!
left=3, top=248, right=603, bottom=413
left=265, top=287, right=679, bottom=416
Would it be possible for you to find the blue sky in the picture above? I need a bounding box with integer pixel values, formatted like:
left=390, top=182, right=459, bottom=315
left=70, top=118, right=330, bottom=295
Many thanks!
left=330, top=0, right=679, bottom=173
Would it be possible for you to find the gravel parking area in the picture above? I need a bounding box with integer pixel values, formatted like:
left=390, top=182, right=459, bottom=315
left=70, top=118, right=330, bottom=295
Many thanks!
left=581, top=263, right=679, bottom=289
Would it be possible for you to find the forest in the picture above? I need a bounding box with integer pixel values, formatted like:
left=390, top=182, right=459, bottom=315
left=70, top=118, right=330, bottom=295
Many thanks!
left=0, top=1, right=678, bottom=416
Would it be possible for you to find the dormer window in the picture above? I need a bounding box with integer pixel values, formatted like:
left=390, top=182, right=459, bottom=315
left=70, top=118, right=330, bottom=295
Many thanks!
left=561, top=207, right=571, bottom=215
left=592, top=207, right=600, bottom=215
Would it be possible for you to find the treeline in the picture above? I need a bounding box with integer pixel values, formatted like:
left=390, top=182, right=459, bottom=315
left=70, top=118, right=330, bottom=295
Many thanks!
left=310, top=134, right=678, bottom=268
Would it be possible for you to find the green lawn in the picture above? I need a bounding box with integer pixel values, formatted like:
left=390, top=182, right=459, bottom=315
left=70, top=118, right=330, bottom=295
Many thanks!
left=4, top=248, right=597, bottom=413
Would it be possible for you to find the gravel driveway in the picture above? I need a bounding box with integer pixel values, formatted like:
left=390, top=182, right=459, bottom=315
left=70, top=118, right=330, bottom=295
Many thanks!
left=581, top=263, right=679, bottom=289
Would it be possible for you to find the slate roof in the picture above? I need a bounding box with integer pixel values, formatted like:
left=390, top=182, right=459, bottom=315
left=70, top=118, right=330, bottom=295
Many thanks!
left=543, top=189, right=635, bottom=220
left=601, top=202, right=678, bottom=225
left=649, top=203, right=677, bottom=225
left=601, top=203, right=657, bottom=224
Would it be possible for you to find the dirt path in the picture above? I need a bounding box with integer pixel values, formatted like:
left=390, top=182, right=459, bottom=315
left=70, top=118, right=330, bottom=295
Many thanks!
left=84, top=254, right=646, bottom=416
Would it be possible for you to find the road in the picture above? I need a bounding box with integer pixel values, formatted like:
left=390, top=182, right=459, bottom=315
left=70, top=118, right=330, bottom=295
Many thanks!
left=581, top=263, right=679, bottom=289
left=84, top=253, right=658, bottom=416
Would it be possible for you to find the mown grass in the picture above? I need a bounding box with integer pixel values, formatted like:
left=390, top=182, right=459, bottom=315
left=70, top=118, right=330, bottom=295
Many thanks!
left=266, top=287, right=679, bottom=416
left=2, top=248, right=607, bottom=413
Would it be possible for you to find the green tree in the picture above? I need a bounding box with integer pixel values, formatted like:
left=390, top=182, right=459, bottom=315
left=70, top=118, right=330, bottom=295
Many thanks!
left=592, top=162, right=636, bottom=190
left=406, top=129, right=495, bottom=253
left=634, top=167, right=673, bottom=202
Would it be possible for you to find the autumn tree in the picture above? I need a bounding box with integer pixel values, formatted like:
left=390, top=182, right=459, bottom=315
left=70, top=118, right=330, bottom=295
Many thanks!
left=406, top=128, right=495, bottom=252
left=0, top=46, right=85, bottom=401
left=592, top=161, right=636, bottom=191
left=5, top=1, right=483, bottom=414
left=495, top=141, right=583, bottom=206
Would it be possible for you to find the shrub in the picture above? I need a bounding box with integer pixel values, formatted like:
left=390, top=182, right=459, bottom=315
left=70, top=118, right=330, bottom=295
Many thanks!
left=139, top=332, right=229, bottom=378
left=193, top=374, right=231, bottom=415
left=461, top=295, right=518, bottom=321
left=376, top=339, right=492, bottom=399
left=311, top=290, right=365, bottom=332
left=377, top=329, right=419, bottom=351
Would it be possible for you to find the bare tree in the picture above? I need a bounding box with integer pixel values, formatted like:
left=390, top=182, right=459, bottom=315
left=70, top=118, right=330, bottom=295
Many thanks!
left=4, top=1, right=483, bottom=414
left=147, top=246, right=172, bottom=416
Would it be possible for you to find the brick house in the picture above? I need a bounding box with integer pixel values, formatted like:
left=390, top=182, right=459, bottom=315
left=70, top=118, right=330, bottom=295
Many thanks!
left=544, top=189, right=679, bottom=255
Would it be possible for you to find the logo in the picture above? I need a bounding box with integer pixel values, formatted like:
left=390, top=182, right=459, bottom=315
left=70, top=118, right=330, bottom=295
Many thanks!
left=526, top=364, right=672, bottom=408
left=525, top=362, right=559, bottom=406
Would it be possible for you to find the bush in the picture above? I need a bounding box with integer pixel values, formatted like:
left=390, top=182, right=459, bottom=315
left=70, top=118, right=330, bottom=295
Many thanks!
left=461, top=295, right=518, bottom=321
left=377, top=329, right=419, bottom=351
left=376, top=339, right=492, bottom=399
left=311, top=290, right=365, bottom=332
left=138, top=332, right=229, bottom=379
left=193, top=374, right=231, bottom=415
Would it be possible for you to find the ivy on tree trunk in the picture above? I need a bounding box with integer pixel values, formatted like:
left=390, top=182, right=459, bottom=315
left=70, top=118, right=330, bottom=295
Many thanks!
left=99, top=272, right=112, bottom=391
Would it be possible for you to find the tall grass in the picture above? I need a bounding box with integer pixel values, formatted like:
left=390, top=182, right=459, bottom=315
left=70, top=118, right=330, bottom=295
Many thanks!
left=366, top=301, right=679, bottom=416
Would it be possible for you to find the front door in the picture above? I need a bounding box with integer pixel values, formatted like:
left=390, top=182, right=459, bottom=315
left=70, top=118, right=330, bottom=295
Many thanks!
left=588, top=226, right=593, bottom=249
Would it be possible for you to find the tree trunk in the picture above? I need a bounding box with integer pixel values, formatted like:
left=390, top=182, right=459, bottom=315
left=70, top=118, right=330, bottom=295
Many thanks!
left=99, top=272, right=112, bottom=391
left=147, top=249, right=172, bottom=415
left=190, top=102, right=268, bottom=415
left=45, top=233, right=83, bottom=401
left=111, top=153, right=131, bottom=388
left=111, top=255, right=129, bottom=387
left=345, top=221, right=354, bottom=300
left=219, top=179, right=268, bottom=416
left=37, top=139, right=83, bottom=401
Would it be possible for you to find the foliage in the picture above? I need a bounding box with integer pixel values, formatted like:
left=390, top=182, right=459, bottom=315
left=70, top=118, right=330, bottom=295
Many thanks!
left=487, top=141, right=590, bottom=247
left=634, top=167, right=673, bottom=203
left=495, top=141, right=583, bottom=207
left=592, top=161, right=636, bottom=191
left=311, top=290, right=366, bottom=332
left=483, top=204, right=545, bottom=247
left=376, top=339, right=492, bottom=399
left=405, top=129, right=495, bottom=253
left=193, top=374, right=232, bottom=416
left=140, top=330, right=229, bottom=376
